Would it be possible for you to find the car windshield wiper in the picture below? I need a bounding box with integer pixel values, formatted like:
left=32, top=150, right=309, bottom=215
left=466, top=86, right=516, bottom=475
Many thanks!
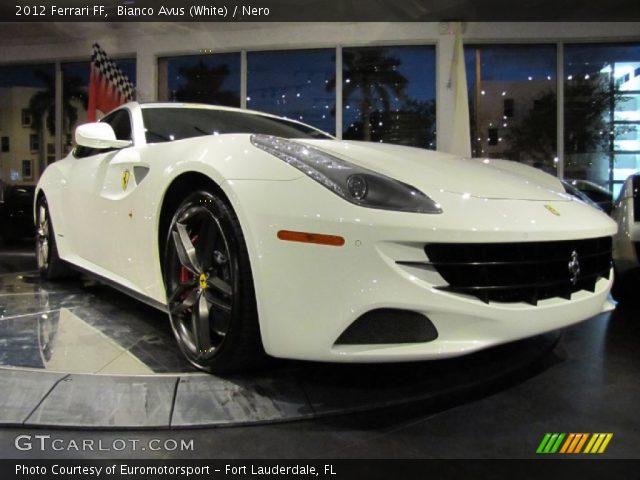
left=194, top=126, right=213, bottom=136
left=310, top=131, right=331, bottom=139
left=146, top=130, right=172, bottom=142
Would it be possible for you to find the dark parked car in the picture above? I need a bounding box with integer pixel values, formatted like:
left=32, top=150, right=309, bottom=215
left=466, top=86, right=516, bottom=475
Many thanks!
left=0, top=184, right=36, bottom=244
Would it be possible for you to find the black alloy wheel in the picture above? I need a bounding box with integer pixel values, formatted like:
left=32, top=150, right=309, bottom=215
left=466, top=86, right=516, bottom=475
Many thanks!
left=164, top=190, right=263, bottom=373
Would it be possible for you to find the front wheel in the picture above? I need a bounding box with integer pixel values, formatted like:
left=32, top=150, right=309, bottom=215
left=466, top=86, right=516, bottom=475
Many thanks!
left=163, top=190, right=264, bottom=373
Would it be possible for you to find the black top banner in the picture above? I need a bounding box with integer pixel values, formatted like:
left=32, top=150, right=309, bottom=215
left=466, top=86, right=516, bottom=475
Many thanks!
left=1, top=0, right=640, bottom=22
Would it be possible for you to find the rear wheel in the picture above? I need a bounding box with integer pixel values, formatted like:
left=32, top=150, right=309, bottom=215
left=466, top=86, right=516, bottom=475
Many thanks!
left=163, top=190, right=264, bottom=373
left=35, top=197, right=72, bottom=280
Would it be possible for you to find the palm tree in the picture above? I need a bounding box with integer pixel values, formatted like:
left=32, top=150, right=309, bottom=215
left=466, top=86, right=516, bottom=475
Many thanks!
left=174, top=61, right=240, bottom=106
left=506, top=75, right=629, bottom=181
left=28, top=69, right=87, bottom=175
left=327, top=48, right=408, bottom=141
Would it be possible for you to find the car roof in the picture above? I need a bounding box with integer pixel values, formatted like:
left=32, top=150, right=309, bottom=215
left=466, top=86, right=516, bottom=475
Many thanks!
left=130, top=101, right=334, bottom=138
left=137, top=102, right=298, bottom=121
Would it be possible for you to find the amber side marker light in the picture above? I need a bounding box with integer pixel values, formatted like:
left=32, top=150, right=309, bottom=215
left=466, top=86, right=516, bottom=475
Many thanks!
left=277, top=230, right=345, bottom=247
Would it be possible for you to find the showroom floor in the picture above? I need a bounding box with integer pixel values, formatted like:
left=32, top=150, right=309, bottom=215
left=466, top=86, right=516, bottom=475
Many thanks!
left=0, top=241, right=638, bottom=459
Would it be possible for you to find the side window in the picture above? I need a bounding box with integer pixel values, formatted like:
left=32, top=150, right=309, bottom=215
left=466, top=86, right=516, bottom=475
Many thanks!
left=104, top=110, right=132, bottom=141
left=74, top=109, right=132, bottom=159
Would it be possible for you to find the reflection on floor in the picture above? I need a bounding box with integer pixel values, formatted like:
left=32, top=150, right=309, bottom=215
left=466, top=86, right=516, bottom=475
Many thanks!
left=41, top=308, right=156, bottom=374
left=0, top=271, right=195, bottom=374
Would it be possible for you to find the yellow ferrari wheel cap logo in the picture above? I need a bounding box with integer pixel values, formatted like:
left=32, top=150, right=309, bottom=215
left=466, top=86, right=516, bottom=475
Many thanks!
left=122, top=170, right=130, bottom=191
left=544, top=205, right=560, bottom=216
left=199, top=273, right=208, bottom=289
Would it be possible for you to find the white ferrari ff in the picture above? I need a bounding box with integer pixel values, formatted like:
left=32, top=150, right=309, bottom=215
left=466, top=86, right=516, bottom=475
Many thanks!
left=35, top=102, right=617, bottom=372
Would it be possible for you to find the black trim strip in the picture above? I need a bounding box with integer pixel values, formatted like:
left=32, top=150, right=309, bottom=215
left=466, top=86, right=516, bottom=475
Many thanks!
left=67, top=263, right=169, bottom=313
left=436, top=271, right=607, bottom=293
left=397, top=250, right=611, bottom=268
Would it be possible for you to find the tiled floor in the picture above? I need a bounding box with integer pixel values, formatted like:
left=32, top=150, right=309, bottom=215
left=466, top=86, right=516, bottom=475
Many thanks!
left=0, top=271, right=195, bottom=374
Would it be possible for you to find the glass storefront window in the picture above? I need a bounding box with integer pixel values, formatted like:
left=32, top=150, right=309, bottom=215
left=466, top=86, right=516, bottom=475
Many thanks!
left=0, top=63, right=55, bottom=185
left=341, top=46, right=436, bottom=148
left=158, top=54, right=240, bottom=107
left=247, top=49, right=335, bottom=135
left=464, top=45, right=557, bottom=173
left=564, top=44, right=640, bottom=197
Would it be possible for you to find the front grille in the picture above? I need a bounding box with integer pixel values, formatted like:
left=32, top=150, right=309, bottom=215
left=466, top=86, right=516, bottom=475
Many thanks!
left=398, top=237, right=612, bottom=305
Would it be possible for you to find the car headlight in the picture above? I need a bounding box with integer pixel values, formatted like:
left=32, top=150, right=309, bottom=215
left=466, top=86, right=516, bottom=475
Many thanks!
left=250, top=135, right=442, bottom=214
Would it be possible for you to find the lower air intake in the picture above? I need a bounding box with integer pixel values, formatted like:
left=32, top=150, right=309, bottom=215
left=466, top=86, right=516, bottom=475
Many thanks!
left=335, top=309, right=438, bottom=345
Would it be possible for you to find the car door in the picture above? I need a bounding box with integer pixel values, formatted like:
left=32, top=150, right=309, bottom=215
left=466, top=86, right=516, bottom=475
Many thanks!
left=64, top=108, right=149, bottom=286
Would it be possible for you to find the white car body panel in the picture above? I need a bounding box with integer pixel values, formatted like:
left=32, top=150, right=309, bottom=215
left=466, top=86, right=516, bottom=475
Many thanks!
left=36, top=102, right=618, bottom=362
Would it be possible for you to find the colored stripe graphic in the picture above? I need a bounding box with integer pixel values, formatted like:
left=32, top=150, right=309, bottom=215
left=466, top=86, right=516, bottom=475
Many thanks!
left=567, top=433, right=582, bottom=453
left=537, top=433, right=613, bottom=454
left=584, top=434, right=599, bottom=453
left=598, top=433, right=613, bottom=453
left=536, top=433, right=565, bottom=454
left=584, top=433, right=614, bottom=454
left=559, top=433, right=575, bottom=453
left=574, top=433, right=589, bottom=453
left=537, top=433, right=552, bottom=453
left=544, top=433, right=559, bottom=453
left=550, top=433, right=565, bottom=453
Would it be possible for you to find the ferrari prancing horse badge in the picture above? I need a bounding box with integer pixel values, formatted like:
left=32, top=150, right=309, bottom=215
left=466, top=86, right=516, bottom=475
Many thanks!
left=122, top=170, right=130, bottom=191
left=544, top=204, right=560, bottom=216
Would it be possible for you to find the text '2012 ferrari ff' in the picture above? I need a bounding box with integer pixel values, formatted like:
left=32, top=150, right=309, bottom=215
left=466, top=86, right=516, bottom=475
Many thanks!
left=35, top=102, right=617, bottom=372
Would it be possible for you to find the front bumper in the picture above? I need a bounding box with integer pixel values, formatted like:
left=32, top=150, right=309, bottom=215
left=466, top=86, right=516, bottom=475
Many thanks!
left=225, top=177, right=617, bottom=362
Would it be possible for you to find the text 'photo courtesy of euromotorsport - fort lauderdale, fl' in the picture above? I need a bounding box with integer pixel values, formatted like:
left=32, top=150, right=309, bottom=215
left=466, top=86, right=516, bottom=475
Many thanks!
left=1, top=1, right=640, bottom=479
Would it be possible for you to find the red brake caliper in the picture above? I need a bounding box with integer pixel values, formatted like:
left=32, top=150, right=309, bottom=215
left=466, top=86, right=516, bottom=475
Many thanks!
left=180, top=267, right=190, bottom=283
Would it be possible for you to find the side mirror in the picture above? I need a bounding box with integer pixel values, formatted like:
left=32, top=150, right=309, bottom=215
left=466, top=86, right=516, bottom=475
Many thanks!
left=75, top=123, right=132, bottom=150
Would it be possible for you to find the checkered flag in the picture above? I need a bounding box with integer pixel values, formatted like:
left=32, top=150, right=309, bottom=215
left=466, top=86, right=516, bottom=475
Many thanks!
left=87, top=43, right=135, bottom=121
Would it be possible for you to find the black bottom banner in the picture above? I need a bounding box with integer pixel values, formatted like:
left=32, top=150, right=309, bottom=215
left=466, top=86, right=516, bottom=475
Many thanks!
left=4, top=459, right=640, bottom=480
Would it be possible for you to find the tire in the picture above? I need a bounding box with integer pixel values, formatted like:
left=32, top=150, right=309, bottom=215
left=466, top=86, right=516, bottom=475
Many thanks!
left=35, top=196, right=74, bottom=280
left=163, top=190, right=265, bottom=373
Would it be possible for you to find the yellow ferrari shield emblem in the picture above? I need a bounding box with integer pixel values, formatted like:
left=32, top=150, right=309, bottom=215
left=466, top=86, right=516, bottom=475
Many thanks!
left=199, top=273, right=208, bottom=289
left=122, top=170, right=130, bottom=191
left=544, top=204, right=560, bottom=216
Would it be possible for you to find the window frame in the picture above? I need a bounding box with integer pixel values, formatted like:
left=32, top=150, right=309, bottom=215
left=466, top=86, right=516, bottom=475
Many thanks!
left=29, top=133, right=40, bottom=152
left=21, top=159, right=32, bottom=180
left=21, top=109, right=32, bottom=128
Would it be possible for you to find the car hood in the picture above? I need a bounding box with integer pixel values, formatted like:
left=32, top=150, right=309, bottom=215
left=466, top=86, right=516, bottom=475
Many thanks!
left=297, top=139, right=569, bottom=201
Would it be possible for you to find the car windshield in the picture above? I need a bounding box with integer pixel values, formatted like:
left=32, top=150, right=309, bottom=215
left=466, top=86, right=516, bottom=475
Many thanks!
left=141, top=107, right=332, bottom=144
